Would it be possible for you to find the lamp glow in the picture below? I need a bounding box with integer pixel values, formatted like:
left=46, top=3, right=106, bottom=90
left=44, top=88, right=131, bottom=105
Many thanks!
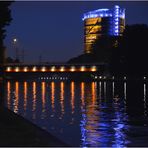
left=32, top=66, right=37, bottom=72
left=24, top=67, right=28, bottom=72
left=6, top=67, right=11, bottom=72
left=70, top=66, right=75, bottom=72
left=15, top=67, right=19, bottom=72
left=13, top=38, right=17, bottom=42
left=80, top=66, right=85, bottom=72
left=60, top=66, right=65, bottom=72
left=41, top=67, right=46, bottom=72
left=51, top=66, right=55, bottom=72
left=91, top=66, right=97, bottom=72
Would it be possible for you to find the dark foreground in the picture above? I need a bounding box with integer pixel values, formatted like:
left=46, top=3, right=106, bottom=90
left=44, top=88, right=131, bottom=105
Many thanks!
left=0, top=106, right=67, bottom=146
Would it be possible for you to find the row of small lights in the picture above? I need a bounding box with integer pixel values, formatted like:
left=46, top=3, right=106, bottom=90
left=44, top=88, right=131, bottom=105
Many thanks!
left=6, top=66, right=97, bottom=72
left=94, top=76, right=107, bottom=79
left=39, top=77, right=68, bottom=80
left=113, top=5, right=120, bottom=36
left=94, top=76, right=147, bottom=80
left=93, top=76, right=126, bottom=80
left=82, top=5, right=125, bottom=21
left=82, top=13, right=125, bottom=21
left=82, top=13, right=113, bottom=20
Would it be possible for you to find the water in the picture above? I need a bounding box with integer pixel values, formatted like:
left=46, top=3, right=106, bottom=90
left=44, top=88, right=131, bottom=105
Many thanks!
left=5, top=79, right=148, bottom=147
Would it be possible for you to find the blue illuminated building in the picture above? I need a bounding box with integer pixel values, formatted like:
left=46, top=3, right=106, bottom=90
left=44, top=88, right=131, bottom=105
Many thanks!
left=82, top=5, right=125, bottom=53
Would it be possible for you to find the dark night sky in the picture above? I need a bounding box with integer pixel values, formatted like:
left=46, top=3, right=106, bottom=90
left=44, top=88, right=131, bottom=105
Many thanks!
left=4, top=1, right=148, bottom=63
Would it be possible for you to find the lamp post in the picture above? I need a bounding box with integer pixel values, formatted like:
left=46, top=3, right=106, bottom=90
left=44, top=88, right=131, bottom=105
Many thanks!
left=13, top=38, right=19, bottom=61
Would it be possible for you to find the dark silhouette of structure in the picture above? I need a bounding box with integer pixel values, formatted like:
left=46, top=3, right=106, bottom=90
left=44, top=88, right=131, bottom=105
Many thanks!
left=68, top=23, right=148, bottom=77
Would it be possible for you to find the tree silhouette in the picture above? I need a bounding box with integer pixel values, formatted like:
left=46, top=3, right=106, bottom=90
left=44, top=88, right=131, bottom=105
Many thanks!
left=0, top=1, right=13, bottom=65
left=111, top=24, right=148, bottom=76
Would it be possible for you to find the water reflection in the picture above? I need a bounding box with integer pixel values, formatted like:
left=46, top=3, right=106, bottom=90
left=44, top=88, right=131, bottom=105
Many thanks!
left=80, top=81, right=131, bottom=147
left=103, top=82, right=106, bottom=100
left=24, top=81, right=28, bottom=112
left=41, top=82, right=46, bottom=119
left=60, top=82, right=65, bottom=118
left=144, top=83, right=147, bottom=117
left=112, top=99, right=129, bottom=147
left=99, top=81, right=102, bottom=100
left=71, top=81, right=75, bottom=115
left=81, top=82, right=85, bottom=108
left=13, top=82, right=19, bottom=113
left=124, top=82, right=127, bottom=107
left=85, top=82, right=100, bottom=147
left=7, top=81, right=11, bottom=109
left=80, top=82, right=100, bottom=147
left=92, top=82, right=97, bottom=105
left=5, top=80, right=148, bottom=147
left=32, top=82, right=37, bottom=119
left=112, top=82, right=115, bottom=98
left=51, top=82, right=55, bottom=113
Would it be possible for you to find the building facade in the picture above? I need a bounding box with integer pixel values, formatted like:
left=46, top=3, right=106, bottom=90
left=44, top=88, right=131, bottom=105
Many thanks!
left=82, top=5, right=125, bottom=54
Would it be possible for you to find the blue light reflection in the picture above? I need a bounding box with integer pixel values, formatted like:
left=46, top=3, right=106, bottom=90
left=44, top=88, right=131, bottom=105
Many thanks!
left=80, top=81, right=130, bottom=147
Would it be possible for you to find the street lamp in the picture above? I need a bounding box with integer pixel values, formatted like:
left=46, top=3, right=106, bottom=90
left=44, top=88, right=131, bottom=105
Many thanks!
left=13, top=38, right=17, bottom=43
left=13, top=38, right=19, bottom=61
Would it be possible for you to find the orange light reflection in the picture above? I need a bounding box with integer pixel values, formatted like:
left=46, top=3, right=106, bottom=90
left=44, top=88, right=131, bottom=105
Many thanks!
left=42, top=82, right=46, bottom=112
left=7, top=81, right=11, bottom=109
left=60, top=82, right=65, bottom=117
left=92, top=82, right=96, bottom=105
left=81, top=82, right=85, bottom=108
left=71, top=82, right=75, bottom=114
left=32, top=82, right=37, bottom=119
left=14, top=82, right=19, bottom=113
left=51, top=82, right=55, bottom=112
left=24, top=81, right=27, bottom=112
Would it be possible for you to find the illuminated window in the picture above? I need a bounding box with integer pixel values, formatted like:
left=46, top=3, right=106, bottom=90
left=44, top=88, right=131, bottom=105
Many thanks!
left=85, top=18, right=101, bottom=25
left=120, top=18, right=125, bottom=25
left=91, top=26, right=101, bottom=33
left=85, top=44, right=92, bottom=54
left=120, top=26, right=124, bottom=33
left=85, top=34, right=97, bottom=40
left=85, top=26, right=101, bottom=34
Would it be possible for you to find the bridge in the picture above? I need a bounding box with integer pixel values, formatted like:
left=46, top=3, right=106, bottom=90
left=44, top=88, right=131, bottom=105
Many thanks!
left=4, top=63, right=105, bottom=73
left=3, top=63, right=107, bottom=80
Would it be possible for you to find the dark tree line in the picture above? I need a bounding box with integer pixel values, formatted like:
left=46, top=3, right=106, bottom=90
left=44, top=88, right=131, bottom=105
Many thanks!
left=110, top=24, right=148, bottom=76
left=6, top=56, right=20, bottom=63
left=0, top=1, right=13, bottom=65
left=0, top=1, right=13, bottom=105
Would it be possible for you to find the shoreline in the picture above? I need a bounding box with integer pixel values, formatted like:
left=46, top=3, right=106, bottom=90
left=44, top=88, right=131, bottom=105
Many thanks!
left=0, top=106, right=68, bottom=147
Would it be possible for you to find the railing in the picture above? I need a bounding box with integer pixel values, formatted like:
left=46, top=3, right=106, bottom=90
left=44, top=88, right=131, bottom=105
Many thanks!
left=4, top=62, right=106, bottom=66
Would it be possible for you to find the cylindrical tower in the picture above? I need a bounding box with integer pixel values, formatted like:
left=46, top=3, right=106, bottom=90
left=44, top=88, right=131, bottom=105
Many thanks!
left=82, top=5, right=125, bottom=54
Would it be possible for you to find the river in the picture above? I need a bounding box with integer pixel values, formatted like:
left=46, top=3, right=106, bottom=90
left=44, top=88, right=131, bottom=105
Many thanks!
left=4, top=79, right=148, bottom=147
